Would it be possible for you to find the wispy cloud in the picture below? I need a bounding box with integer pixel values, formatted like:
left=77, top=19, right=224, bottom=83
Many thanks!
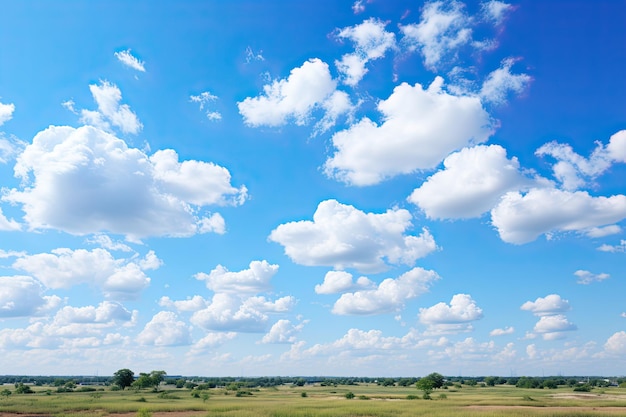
left=114, top=49, right=146, bottom=72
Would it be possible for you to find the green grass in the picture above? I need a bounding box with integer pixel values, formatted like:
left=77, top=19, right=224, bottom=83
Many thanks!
left=0, top=384, right=625, bottom=417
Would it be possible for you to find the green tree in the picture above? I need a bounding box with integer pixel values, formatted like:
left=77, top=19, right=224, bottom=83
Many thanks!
left=425, top=373, right=445, bottom=389
left=0, top=388, right=11, bottom=399
left=113, top=368, right=135, bottom=390
left=416, top=378, right=434, bottom=399
left=149, top=370, right=166, bottom=391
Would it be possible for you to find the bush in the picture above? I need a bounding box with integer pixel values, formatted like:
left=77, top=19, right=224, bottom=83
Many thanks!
left=345, top=391, right=355, bottom=399
left=137, top=408, right=152, bottom=417
left=573, top=385, right=591, bottom=392
left=358, top=395, right=370, bottom=400
left=301, top=392, right=307, bottom=397
left=406, top=394, right=419, bottom=400
left=438, top=393, right=447, bottom=399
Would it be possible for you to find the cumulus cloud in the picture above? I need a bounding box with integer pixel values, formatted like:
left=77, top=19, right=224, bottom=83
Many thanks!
left=419, top=294, right=483, bottom=334
left=324, top=77, right=493, bottom=186
left=586, top=225, right=622, bottom=238
left=260, top=319, right=306, bottom=344
left=159, top=295, right=209, bottom=312
left=400, top=0, right=472, bottom=70
left=238, top=58, right=350, bottom=130
left=334, top=18, right=396, bottom=86
left=80, top=81, right=142, bottom=134
left=606, top=130, right=626, bottom=162
left=190, top=293, right=295, bottom=333
left=490, top=326, right=514, bottom=336
left=195, top=260, right=279, bottom=294
left=604, top=331, right=626, bottom=355
left=0, top=100, right=15, bottom=126
left=54, top=301, right=134, bottom=325
left=480, top=58, right=531, bottom=104
left=114, top=49, right=146, bottom=72
left=269, top=199, right=438, bottom=273
left=520, top=294, right=570, bottom=316
left=137, top=311, right=191, bottom=346
left=0, top=276, right=62, bottom=317
left=533, top=315, right=577, bottom=340
left=574, top=270, right=609, bottom=285
left=491, top=188, right=626, bottom=244
left=332, top=267, right=440, bottom=315
left=598, top=239, right=626, bottom=253
left=4, top=125, right=246, bottom=239
left=315, top=270, right=374, bottom=295
left=12, top=248, right=154, bottom=300
left=408, top=145, right=531, bottom=219
left=190, top=332, right=237, bottom=353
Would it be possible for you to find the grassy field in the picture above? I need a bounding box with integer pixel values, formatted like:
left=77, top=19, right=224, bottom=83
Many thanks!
left=1, top=383, right=626, bottom=417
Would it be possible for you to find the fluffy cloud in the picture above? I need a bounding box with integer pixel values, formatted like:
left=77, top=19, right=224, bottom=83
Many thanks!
left=80, top=81, right=142, bottom=134
left=482, top=1, right=514, bottom=25
left=332, top=267, right=440, bottom=315
left=335, top=18, right=396, bottom=86
left=190, top=293, right=295, bottom=333
left=606, top=130, right=626, bottom=162
left=54, top=301, right=134, bottom=325
left=605, top=331, right=626, bottom=355
left=0, top=276, right=61, bottom=317
left=12, top=248, right=154, bottom=299
left=189, top=332, right=237, bottom=353
left=324, top=78, right=493, bottom=185
left=4, top=125, right=246, bottom=239
left=533, top=315, right=577, bottom=340
left=159, top=295, right=209, bottom=312
left=520, top=294, right=570, bottom=316
left=598, top=239, right=626, bottom=253
left=238, top=58, right=349, bottom=129
left=408, top=145, right=531, bottom=219
left=419, top=294, right=483, bottom=333
left=260, top=319, right=306, bottom=344
left=574, top=270, right=609, bottom=285
left=400, top=0, right=472, bottom=70
left=114, top=49, right=146, bottom=72
left=195, top=260, right=278, bottom=294
left=137, top=311, right=191, bottom=346
left=480, top=58, right=531, bottom=104
left=489, top=326, right=514, bottom=336
left=0, top=100, right=15, bottom=126
left=491, top=188, right=626, bottom=244
left=0, top=208, right=21, bottom=231
left=269, top=199, right=438, bottom=273
left=315, top=270, right=374, bottom=295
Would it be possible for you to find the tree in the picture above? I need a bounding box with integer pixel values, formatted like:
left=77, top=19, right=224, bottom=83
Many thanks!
left=149, top=370, right=167, bottom=391
left=416, top=378, right=434, bottom=399
left=425, top=372, right=445, bottom=389
left=113, top=369, right=135, bottom=390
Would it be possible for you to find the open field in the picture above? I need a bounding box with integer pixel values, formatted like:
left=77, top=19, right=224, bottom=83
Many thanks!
left=1, top=383, right=626, bottom=417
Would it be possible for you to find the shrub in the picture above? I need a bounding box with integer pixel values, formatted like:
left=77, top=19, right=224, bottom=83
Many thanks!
left=137, top=396, right=147, bottom=402
left=358, top=395, right=370, bottom=400
left=406, top=394, right=419, bottom=400
left=573, top=385, right=591, bottom=392
left=301, top=392, right=307, bottom=397
left=438, top=393, right=447, bottom=399
left=345, top=391, right=355, bottom=399
left=137, top=408, right=152, bottom=417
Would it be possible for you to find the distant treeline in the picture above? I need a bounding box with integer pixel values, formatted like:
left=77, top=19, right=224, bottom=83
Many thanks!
left=1, top=375, right=624, bottom=389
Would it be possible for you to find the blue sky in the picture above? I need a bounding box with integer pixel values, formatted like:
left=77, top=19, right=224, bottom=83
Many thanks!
left=0, top=0, right=625, bottom=377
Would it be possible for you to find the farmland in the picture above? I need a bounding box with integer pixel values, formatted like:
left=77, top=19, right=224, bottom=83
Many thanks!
left=1, top=382, right=626, bottom=417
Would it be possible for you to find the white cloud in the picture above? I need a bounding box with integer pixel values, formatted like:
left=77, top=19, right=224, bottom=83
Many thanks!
left=597, top=239, right=626, bottom=253
left=150, top=148, right=247, bottom=206
left=190, top=293, right=293, bottom=333
left=190, top=332, right=237, bottom=353
left=533, top=314, right=577, bottom=340
left=324, top=78, right=494, bottom=186
left=490, top=326, right=514, bottom=336
left=0, top=207, right=21, bottom=231
left=574, top=270, right=609, bottom=285
left=352, top=0, right=365, bottom=14
left=482, top=1, right=514, bottom=25
left=521, top=294, right=570, bottom=316
left=400, top=0, right=472, bottom=70
left=260, top=319, right=306, bottom=344
left=0, top=276, right=61, bottom=317
left=0, top=134, right=26, bottom=164
left=80, top=81, right=142, bottom=134
left=335, top=18, right=396, bottom=86
left=0, top=100, right=15, bottom=126
left=238, top=58, right=345, bottom=128
left=491, top=188, right=626, bottom=244
left=114, top=49, right=146, bottom=72
left=4, top=125, right=246, bottom=239
left=190, top=91, right=221, bottom=121
left=269, top=199, right=438, bottom=273
left=86, top=234, right=133, bottom=252
left=408, top=145, right=531, bottom=219
left=315, top=270, right=374, bottom=294
left=606, top=130, right=626, bottom=162
left=621, top=312, right=626, bottom=318
left=54, top=301, right=133, bottom=325
left=195, top=260, right=278, bottom=294
left=244, top=46, right=264, bottom=63
left=159, top=295, right=209, bottom=312
left=137, top=311, right=191, bottom=346
left=313, top=90, right=354, bottom=136
left=12, top=248, right=154, bottom=300
left=332, top=267, right=440, bottom=315
left=585, top=225, right=622, bottom=238
left=419, top=294, right=483, bottom=334
left=604, top=331, right=626, bottom=355
left=480, top=58, right=531, bottom=104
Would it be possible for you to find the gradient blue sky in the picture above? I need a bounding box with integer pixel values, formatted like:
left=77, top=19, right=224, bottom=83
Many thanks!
left=0, top=0, right=625, bottom=377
